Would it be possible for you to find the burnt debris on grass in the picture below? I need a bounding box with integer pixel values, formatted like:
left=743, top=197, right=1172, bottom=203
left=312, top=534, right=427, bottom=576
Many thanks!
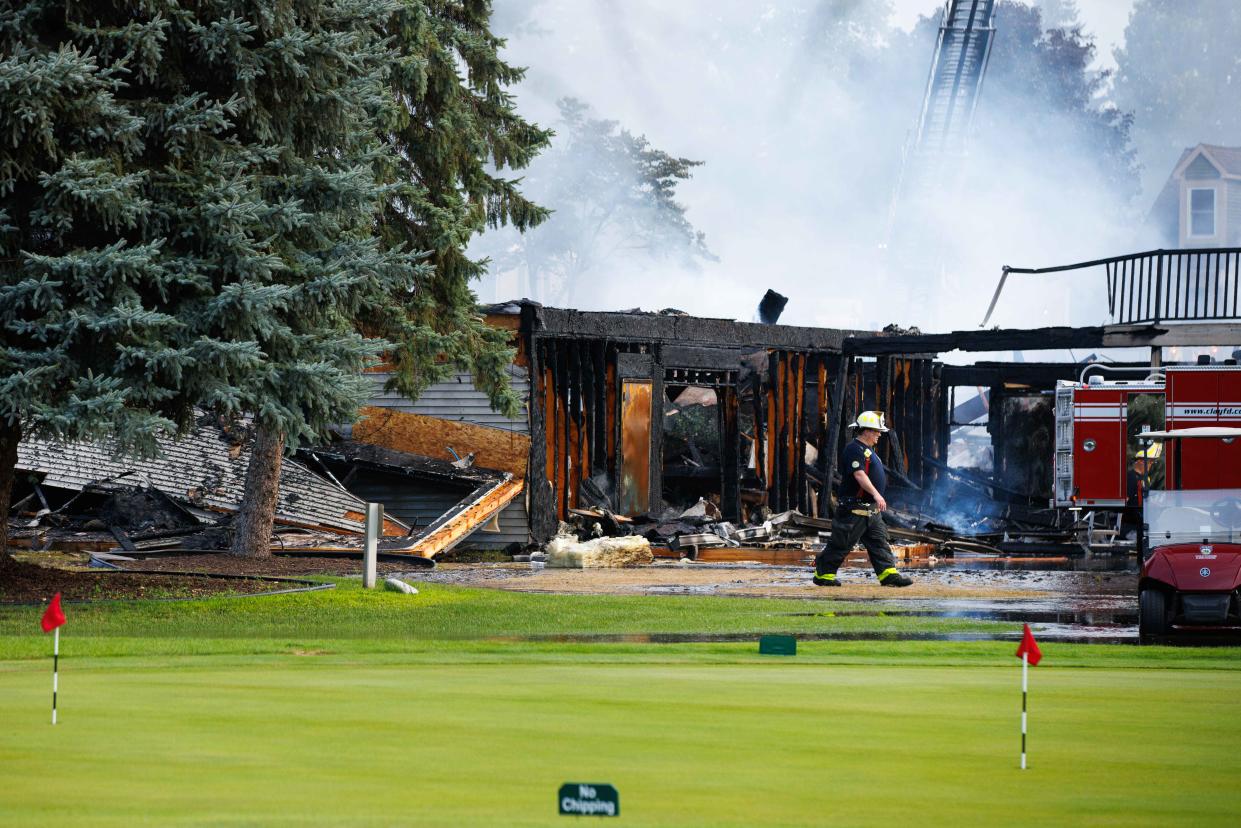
left=0, top=558, right=303, bottom=603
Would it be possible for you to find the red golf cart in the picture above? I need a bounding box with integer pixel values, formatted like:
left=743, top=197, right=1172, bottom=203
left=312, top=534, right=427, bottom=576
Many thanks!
left=1139, top=427, right=1241, bottom=642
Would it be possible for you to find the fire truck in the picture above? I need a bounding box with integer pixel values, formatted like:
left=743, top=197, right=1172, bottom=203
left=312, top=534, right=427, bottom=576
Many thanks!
left=1054, top=364, right=1241, bottom=640
left=1053, top=365, right=1241, bottom=519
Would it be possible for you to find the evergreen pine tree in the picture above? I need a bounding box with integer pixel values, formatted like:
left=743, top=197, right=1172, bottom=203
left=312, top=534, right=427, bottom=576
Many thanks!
left=373, top=0, right=551, bottom=416
left=232, top=0, right=553, bottom=555
left=1, top=1, right=416, bottom=562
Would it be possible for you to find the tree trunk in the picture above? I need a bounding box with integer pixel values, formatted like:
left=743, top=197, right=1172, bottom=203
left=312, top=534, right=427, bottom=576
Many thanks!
left=0, top=420, right=22, bottom=571
left=230, top=424, right=285, bottom=558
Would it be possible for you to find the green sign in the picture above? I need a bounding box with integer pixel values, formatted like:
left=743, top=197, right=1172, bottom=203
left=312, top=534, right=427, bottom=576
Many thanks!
left=559, top=783, right=619, bottom=817
left=759, top=634, right=797, bottom=656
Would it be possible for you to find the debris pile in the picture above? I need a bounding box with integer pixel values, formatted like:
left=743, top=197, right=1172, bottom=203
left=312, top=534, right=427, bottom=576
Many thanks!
left=552, top=476, right=1082, bottom=566
left=545, top=532, right=654, bottom=568
left=8, top=414, right=524, bottom=565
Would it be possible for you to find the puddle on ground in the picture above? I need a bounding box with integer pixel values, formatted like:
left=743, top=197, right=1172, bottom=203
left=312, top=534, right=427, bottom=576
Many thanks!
left=921, top=554, right=1139, bottom=573
left=785, top=609, right=1139, bottom=625
left=408, top=560, right=1241, bottom=645
left=486, top=630, right=1136, bottom=645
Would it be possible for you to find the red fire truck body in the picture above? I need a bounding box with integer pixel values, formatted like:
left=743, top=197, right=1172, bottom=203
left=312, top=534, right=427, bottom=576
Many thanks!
left=1165, top=368, right=1241, bottom=490
left=1053, top=366, right=1241, bottom=508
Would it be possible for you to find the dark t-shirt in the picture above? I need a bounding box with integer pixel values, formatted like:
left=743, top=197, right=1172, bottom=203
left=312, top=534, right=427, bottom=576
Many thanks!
left=839, top=439, right=886, bottom=502
left=1126, top=469, right=1144, bottom=509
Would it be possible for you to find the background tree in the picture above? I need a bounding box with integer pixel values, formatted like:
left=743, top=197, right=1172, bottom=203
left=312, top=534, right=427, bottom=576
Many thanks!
left=880, top=2, right=1137, bottom=201
left=1112, top=0, right=1241, bottom=198
left=480, top=97, right=713, bottom=307
left=978, top=3, right=1137, bottom=199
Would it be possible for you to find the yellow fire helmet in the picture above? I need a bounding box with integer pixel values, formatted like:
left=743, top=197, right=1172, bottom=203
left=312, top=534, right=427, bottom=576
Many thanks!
left=851, top=410, right=889, bottom=432
left=1135, top=444, right=1162, bottom=461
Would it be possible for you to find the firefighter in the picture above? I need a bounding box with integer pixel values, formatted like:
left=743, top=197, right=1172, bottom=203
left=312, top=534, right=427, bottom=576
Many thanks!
left=812, top=411, right=914, bottom=587
left=1121, top=444, right=1159, bottom=540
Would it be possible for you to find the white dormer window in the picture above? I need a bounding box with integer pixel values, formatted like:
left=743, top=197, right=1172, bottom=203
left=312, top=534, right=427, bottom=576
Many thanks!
left=1188, top=188, right=1216, bottom=238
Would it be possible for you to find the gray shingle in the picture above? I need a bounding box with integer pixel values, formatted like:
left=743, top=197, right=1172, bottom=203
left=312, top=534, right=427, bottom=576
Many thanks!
left=17, top=425, right=373, bottom=533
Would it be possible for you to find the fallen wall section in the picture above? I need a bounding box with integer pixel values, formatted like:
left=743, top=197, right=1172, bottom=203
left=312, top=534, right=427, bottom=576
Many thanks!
left=353, top=406, right=529, bottom=475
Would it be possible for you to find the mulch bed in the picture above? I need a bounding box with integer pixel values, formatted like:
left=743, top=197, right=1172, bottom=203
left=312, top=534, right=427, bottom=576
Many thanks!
left=0, top=559, right=285, bottom=603
left=117, top=553, right=411, bottom=577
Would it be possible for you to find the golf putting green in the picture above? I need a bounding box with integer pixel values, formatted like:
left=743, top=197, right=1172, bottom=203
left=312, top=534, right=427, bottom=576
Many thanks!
left=3, top=648, right=1240, bottom=826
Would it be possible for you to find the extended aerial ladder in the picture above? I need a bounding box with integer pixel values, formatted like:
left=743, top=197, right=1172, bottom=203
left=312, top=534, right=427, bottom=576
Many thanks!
left=898, top=0, right=997, bottom=204
left=886, top=0, right=998, bottom=315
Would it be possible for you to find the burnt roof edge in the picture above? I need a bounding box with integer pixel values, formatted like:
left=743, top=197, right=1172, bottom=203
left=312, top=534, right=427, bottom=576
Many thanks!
left=521, top=302, right=872, bottom=351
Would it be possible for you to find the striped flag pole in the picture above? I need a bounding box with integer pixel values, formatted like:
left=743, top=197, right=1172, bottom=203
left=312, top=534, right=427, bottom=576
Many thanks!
left=1020, top=651, right=1027, bottom=770
left=52, top=626, right=59, bottom=725
left=41, top=593, right=67, bottom=725
left=1015, top=623, right=1040, bottom=770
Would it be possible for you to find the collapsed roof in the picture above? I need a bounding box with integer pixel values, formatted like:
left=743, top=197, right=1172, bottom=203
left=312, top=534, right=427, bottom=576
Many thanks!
left=15, top=419, right=399, bottom=534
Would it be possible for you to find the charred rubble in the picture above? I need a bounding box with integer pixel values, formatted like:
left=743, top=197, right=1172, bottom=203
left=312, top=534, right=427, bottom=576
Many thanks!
left=9, top=298, right=1213, bottom=566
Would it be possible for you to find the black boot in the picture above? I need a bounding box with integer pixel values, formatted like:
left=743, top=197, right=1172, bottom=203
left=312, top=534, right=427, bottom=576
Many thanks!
left=880, top=571, right=914, bottom=587
left=812, top=573, right=841, bottom=587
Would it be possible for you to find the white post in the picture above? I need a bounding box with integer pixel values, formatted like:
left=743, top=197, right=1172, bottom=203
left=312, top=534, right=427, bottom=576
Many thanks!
left=52, top=627, right=59, bottom=725
left=364, top=502, right=382, bottom=589
left=1020, top=652, right=1028, bottom=770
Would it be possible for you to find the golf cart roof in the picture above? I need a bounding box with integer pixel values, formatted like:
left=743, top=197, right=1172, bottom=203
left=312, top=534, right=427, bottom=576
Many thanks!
left=1142, top=427, right=1241, bottom=440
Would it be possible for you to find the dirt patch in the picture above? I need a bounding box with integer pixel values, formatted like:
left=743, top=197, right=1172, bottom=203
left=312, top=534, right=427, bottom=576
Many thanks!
left=0, top=559, right=284, bottom=603
left=117, top=553, right=410, bottom=577
left=414, top=563, right=1058, bottom=601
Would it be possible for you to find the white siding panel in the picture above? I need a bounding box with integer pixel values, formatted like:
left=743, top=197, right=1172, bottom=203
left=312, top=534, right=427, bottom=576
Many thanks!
left=366, top=367, right=529, bottom=433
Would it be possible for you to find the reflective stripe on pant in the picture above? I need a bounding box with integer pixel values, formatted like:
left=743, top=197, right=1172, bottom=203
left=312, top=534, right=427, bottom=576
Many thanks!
left=814, top=507, right=897, bottom=578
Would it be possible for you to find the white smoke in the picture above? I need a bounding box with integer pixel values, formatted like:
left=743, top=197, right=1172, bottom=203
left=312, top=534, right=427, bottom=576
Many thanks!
left=476, top=0, right=1154, bottom=332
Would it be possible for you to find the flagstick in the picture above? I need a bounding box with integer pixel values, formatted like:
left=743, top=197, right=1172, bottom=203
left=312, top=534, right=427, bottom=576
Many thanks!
left=52, top=627, right=59, bottom=726
left=1020, top=651, right=1027, bottom=770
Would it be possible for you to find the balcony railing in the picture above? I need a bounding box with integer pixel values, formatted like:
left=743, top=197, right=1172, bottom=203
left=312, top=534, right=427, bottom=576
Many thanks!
left=983, top=247, right=1241, bottom=326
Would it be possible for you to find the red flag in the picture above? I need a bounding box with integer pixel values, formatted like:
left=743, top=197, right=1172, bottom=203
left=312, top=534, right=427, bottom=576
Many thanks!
left=41, top=593, right=66, bottom=633
left=1015, top=623, right=1042, bottom=666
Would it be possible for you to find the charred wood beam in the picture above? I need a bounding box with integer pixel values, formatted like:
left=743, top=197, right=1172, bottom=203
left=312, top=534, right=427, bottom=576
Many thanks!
left=617, top=351, right=654, bottom=379
left=752, top=369, right=767, bottom=495
left=555, top=342, right=570, bottom=519
left=794, top=352, right=808, bottom=513
left=941, top=360, right=1157, bottom=387
left=720, top=385, right=741, bottom=521
left=569, top=344, right=586, bottom=510
left=591, top=341, right=608, bottom=478
left=661, top=344, right=752, bottom=372
left=935, top=363, right=950, bottom=488
left=528, top=337, right=556, bottom=543
left=648, top=354, right=664, bottom=516
left=820, top=354, right=849, bottom=516
left=844, top=326, right=1107, bottom=356
left=606, top=348, right=618, bottom=480
left=769, top=352, right=784, bottom=511
left=526, top=305, right=863, bottom=352
left=1101, top=322, right=1241, bottom=347
left=907, top=359, right=924, bottom=487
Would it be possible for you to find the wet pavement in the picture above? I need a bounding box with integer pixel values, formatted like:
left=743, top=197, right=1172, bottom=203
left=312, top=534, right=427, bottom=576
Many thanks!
left=401, top=559, right=1165, bottom=644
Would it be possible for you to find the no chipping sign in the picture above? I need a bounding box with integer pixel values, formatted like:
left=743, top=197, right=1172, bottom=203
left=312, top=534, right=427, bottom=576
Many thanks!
left=559, top=783, right=619, bottom=817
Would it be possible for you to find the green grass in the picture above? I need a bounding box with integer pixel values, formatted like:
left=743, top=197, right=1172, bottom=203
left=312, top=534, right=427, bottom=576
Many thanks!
left=1, top=582, right=1240, bottom=825
left=0, top=579, right=1012, bottom=660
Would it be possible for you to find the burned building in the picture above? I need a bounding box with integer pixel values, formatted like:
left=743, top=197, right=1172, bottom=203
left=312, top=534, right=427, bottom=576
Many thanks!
left=361, top=303, right=948, bottom=545
left=15, top=254, right=1241, bottom=560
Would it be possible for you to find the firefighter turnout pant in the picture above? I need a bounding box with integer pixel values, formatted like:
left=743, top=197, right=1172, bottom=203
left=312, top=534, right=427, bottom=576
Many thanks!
left=814, top=506, right=899, bottom=581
